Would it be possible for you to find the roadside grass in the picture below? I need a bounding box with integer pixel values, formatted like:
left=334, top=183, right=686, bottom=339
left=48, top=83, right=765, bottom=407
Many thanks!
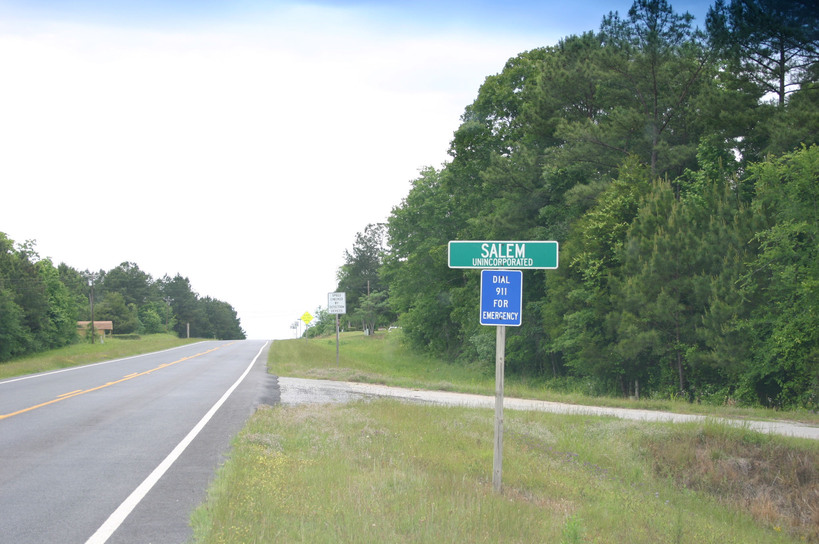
left=190, top=400, right=817, bottom=543
left=269, top=330, right=819, bottom=425
left=188, top=330, right=818, bottom=543
left=0, top=334, right=200, bottom=380
left=269, top=331, right=491, bottom=393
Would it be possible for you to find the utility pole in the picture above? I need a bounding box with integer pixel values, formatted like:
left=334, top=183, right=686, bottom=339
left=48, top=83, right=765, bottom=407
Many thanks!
left=90, top=281, right=95, bottom=344
left=85, top=273, right=99, bottom=344
left=163, top=296, right=171, bottom=332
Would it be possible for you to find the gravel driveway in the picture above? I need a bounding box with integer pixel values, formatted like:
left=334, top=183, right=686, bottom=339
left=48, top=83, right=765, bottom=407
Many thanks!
left=277, top=377, right=819, bottom=441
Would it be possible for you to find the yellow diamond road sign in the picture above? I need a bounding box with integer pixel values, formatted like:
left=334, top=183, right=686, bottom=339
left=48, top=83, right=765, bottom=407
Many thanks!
left=301, top=312, right=314, bottom=325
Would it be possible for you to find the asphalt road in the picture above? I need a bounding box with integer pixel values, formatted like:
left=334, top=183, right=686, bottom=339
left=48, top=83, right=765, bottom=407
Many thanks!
left=3, top=341, right=815, bottom=544
left=0, top=339, right=276, bottom=544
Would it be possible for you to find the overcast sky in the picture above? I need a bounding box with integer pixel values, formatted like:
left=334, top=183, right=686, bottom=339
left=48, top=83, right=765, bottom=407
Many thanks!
left=0, top=0, right=712, bottom=339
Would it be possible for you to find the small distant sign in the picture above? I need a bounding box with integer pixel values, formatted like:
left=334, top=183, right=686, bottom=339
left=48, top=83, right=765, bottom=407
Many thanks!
left=328, top=292, right=346, bottom=314
left=480, top=270, right=522, bottom=326
left=301, top=312, right=314, bottom=325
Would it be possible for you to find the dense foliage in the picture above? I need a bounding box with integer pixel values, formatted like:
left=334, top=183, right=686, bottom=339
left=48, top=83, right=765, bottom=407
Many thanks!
left=0, top=241, right=245, bottom=362
left=337, top=0, right=819, bottom=409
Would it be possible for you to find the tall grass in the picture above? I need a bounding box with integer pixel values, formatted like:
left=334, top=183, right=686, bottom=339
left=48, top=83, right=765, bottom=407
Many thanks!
left=188, top=332, right=819, bottom=543
left=191, top=401, right=811, bottom=543
left=0, top=334, right=199, bottom=380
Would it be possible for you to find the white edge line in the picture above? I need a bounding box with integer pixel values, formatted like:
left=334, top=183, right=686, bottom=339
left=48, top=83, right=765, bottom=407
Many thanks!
left=85, top=340, right=269, bottom=544
left=0, top=342, right=208, bottom=387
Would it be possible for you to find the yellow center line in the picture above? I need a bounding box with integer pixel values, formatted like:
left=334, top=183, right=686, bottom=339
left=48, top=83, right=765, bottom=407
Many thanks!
left=0, top=345, right=225, bottom=421
left=58, top=390, right=84, bottom=398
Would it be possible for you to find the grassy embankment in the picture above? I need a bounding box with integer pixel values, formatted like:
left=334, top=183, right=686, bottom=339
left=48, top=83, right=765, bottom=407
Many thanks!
left=0, top=334, right=200, bottom=380
left=266, top=330, right=819, bottom=424
left=190, top=331, right=819, bottom=543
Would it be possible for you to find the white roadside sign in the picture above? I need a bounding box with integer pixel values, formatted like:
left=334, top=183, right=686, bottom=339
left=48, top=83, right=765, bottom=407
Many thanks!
left=328, top=292, right=346, bottom=314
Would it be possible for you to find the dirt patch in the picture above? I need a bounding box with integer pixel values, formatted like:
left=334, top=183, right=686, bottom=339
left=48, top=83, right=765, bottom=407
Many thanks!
left=644, top=426, right=819, bottom=542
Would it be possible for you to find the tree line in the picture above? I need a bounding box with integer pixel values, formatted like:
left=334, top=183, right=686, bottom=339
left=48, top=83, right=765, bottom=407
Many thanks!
left=0, top=236, right=245, bottom=362
left=329, top=0, right=818, bottom=409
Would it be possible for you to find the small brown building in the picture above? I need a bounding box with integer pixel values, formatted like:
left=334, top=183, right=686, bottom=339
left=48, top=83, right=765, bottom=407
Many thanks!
left=77, top=321, right=114, bottom=341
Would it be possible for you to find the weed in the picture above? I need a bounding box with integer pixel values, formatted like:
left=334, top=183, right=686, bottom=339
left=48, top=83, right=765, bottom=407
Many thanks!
left=560, top=514, right=584, bottom=544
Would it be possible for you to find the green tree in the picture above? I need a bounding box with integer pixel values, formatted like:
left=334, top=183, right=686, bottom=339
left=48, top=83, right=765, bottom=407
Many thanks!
left=590, top=0, right=711, bottom=177
left=756, top=70, right=819, bottom=156
left=615, top=181, right=698, bottom=395
left=201, top=297, right=245, bottom=340
left=446, top=47, right=554, bottom=237
left=707, top=0, right=819, bottom=107
left=0, top=287, right=27, bottom=361
left=353, top=290, right=390, bottom=335
left=159, top=274, right=199, bottom=338
left=102, top=261, right=154, bottom=306
left=37, top=258, right=78, bottom=348
left=305, top=307, right=335, bottom=338
left=738, top=145, right=819, bottom=408
left=697, top=206, right=754, bottom=397
left=546, top=157, right=652, bottom=393
left=0, top=235, right=80, bottom=357
left=58, top=263, right=94, bottom=321
left=95, top=292, right=140, bottom=334
left=8, top=241, right=51, bottom=351
left=138, top=305, right=164, bottom=334
left=327, top=1, right=817, bottom=409
left=138, top=300, right=174, bottom=334
left=153, top=274, right=244, bottom=339
left=611, top=168, right=756, bottom=400
left=530, top=32, right=628, bottom=231
left=383, top=167, right=463, bottom=354
left=0, top=233, right=29, bottom=360
left=336, top=223, right=388, bottom=321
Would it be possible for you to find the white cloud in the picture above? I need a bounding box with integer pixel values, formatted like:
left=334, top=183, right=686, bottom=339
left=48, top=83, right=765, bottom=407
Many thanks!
left=0, top=8, right=540, bottom=338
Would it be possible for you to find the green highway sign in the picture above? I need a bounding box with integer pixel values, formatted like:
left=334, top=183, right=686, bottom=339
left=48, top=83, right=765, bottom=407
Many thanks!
left=448, top=240, right=558, bottom=269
